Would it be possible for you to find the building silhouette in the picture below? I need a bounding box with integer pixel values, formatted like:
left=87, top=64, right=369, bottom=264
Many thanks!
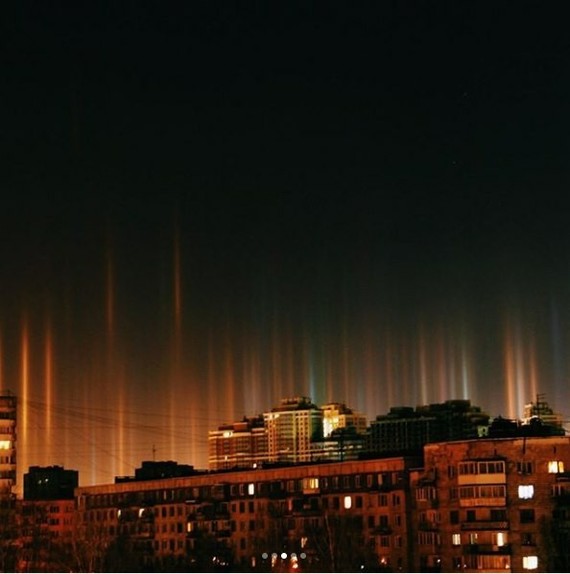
left=367, top=399, right=490, bottom=456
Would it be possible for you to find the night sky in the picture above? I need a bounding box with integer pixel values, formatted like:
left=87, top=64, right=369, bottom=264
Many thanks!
left=2, top=2, right=570, bottom=488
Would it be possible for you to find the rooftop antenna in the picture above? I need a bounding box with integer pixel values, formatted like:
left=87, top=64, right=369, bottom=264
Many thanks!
left=152, top=444, right=156, bottom=461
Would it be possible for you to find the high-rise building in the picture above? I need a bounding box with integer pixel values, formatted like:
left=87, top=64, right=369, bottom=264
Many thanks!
left=208, top=416, right=267, bottom=471
left=320, top=402, right=367, bottom=437
left=523, top=393, right=566, bottom=432
left=367, top=400, right=490, bottom=455
left=0, top=393, right=17, bottom=499
left=263, top=396, right=323, bottom=464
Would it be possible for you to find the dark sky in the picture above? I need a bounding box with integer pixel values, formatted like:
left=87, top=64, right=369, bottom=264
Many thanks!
left=2, top=2, right=570, bottom=486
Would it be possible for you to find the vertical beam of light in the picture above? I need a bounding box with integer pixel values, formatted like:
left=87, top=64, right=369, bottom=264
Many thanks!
left=361, top=330, right=378, bottom=417
left=169, top=222, right=183, bottom=463
left=303, top=330, right=317, bottom=404
left=383, top=329, right=396, bottom=411
left=503, top=312, right=527, bottom=420
left=528, top=331, right=538, bottom=404
left=283, top=319, right=296, bottom=399
left=224, top=328, right=236, bottom=421
left=105, top=235, right=115, bottom=341
left=418, top=324, right=428, bottom=405
left=173, top=224, right=182, bottom=349
left=243, top=328, right=263, bottom=415
left=117, top=382, right=126, bottom=479
left=400, top=337, right=412, bottom=405
left=459, top=322, right=470, bottom=401
left=504, top=317, right=515, bottom=419
left=340, top=321, right=351, bottom=404
left=435, top=326, right=447, bottom=403
left=44, top=318, right=53, bottom=453
left=514, top=318, right=526, bottom=419
left=270, top=311, right=283, bottom=402
left=20, top=315, right=29, bottom=492
left=447, top=328, right=459, bottom=400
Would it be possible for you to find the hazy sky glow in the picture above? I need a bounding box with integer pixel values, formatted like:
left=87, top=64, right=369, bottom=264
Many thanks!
left=2, top=3, right=570, bottom=489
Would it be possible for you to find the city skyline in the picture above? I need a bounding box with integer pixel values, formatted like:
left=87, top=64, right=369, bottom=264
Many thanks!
left=2, top=4, right=570, bottom=489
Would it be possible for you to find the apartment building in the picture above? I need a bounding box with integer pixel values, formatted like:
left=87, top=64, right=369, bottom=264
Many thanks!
left=410, top=435, right=570, bottom=572
left=75, top=455, right=421, bottom=571
left=208, top=416, right=268, bottom=471
left=71, top=433, right=570, bottom=572
left=263, top=397, right=323, bottom=464
left=0, top=393, right=17, bottom=500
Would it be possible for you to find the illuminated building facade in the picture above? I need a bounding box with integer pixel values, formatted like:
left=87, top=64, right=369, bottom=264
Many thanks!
left=0, top=393, right=17, bottom=499
left=522, top=394, right=566, bottom=432
left=208, top=416, right=268, bottom=471
left=321, top=401, right=367, bottom=437
left=263, top=397, right=323, bottom=464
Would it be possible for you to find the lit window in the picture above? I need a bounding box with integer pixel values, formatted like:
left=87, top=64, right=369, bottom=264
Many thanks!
left=0, top=440, right=11, bottom=450
left=518, top=485, right=534, bottom=499
left=523, top=556, right=538, bottom=570
left=494, top=532, right=507, bottom=546
left=452, top=533, right=461, bottom=546
left=248, top=483, right=255, bottom=496
left=343, top=495, right=352, bottom=509
left=548, top=460, right=565, bottom=473
left=303, top=477, right=319, bottom=490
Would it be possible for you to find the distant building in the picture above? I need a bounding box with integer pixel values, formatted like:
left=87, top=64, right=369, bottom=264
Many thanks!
left=208, top=416, right=268, bottom=471
left=321, top=402, right=367, bottom=437
left=523, top=394, right=566, bottom=432
left=115, top=460, right=196, bottom=483
left=0, top=392, right=17, bottom=499
left=23, top=465, right=78, bottom=500
left=263, top=396, right=323, bottom=464
left=367, top=399, right=490, bottom=455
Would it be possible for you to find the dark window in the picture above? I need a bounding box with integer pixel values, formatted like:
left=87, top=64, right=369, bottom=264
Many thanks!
left=520, top=509, right=535, bottom=523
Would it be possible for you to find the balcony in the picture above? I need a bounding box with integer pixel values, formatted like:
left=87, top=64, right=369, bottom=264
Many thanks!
left=418, top=521, right=439, bottom=531
left=461, top=521, right=509, bottom=530
left=463, top=543, right=511, bottom=554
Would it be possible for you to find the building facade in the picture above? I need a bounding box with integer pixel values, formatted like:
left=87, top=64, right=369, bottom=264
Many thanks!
left=75, top=454, right=421, bottom=571
left=410, top=435, right=570, bottom=572
left=71, top=434, right=570, bottom=572
left=0, top=393, right=17, bottom=499
left=263, top=397, right=323, bottom=464
left=209, top=416, right=268, bottom=471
